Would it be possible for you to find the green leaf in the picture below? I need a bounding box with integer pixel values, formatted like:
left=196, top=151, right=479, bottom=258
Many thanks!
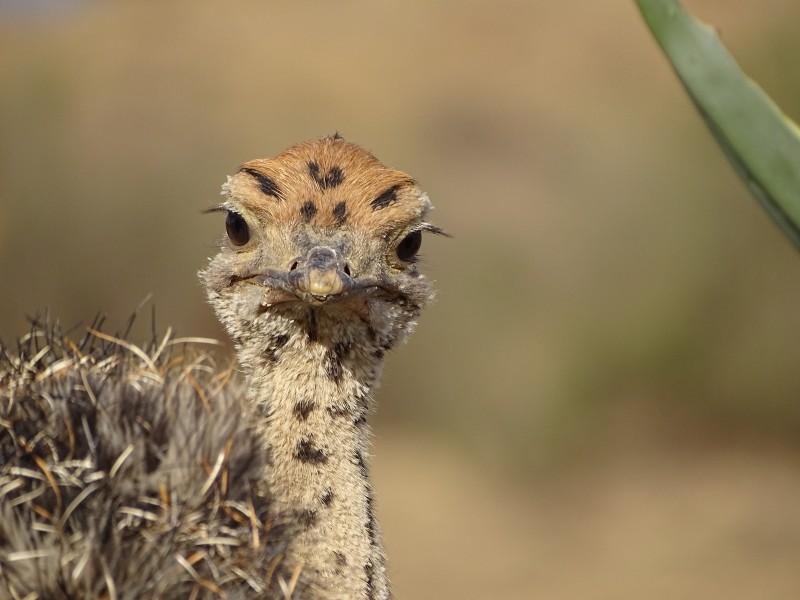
left=636, top=0, right=800, bottom=249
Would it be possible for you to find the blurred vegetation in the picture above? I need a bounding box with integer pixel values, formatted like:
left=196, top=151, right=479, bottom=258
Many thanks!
left=638, top=0, right=800, bottom=248
left=2, top=0, right=800, bottom=471
left=3, top=2, right=800, bottom=598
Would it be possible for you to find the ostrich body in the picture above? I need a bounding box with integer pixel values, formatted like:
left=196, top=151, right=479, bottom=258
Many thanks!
left=0, top=135, right=442, bottom=599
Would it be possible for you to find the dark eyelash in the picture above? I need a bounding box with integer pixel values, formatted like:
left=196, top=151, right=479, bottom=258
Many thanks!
left=201, top=204, right=229, bottom=215
left=417, top=223, right=453, bottom=237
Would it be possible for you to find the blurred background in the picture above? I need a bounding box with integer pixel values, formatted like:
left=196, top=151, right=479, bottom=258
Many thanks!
left=2, top=0, right=800, bottom=597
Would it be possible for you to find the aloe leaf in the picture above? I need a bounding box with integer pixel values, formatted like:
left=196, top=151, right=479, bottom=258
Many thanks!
left=636, top=0, right=800, bottom=249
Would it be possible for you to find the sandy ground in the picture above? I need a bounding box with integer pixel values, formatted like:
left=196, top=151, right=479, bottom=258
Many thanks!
left=374, top=434, right=800, bottom=600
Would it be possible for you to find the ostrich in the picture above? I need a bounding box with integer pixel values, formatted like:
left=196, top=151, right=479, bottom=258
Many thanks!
left=0, top=135, right=445, bottom=599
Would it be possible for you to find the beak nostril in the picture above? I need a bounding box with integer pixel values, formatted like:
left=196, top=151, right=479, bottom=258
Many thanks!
left=289, top=261, right=299, bottom=271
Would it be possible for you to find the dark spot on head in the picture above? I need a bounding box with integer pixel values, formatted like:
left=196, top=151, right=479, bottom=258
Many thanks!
left=239, top=167, right=282, bottom=199
left=293, top=399, right=315, bottom=421
left=326, top=166, right=344, bottom=188
left=308, top=161, right=321, bottom=185
left=295, top=438, right=327, bottom=464
left=372, top=349, right=384, bottom=360
left=332, top=201, right=347, bottom=226
left=308, top=161, right=345, bottom=190
left=370, top=185, right=401, bottom=211
left=300, top=200, right=317, bottom=222
left=353, top=413, right=367, bottom=427
left=320, top=488, right=334, bottom=506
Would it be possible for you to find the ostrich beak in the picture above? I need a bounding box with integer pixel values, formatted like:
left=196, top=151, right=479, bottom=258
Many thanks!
left=254, top=247, right=392, bottom=307
left=288, top=246, right=351, bottom=298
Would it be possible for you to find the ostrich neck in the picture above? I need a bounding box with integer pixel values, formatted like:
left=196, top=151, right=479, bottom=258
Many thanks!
left=240, top=311, right=392, bottom=600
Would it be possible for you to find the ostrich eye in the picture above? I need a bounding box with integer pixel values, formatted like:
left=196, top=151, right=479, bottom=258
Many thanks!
left=225, top=211, right=250, bottom=246
left=396, top=230, right=422, bottom=262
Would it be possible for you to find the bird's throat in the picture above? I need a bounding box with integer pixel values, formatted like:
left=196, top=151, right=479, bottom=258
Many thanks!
left=239, top=312, right=392, bottom=600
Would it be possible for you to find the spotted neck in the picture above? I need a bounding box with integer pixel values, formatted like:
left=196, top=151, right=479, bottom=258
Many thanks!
left=237, top=307, right=393, bottom=600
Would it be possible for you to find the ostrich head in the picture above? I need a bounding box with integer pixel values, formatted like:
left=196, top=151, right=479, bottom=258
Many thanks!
left=200, top=134, right=445, bottom=362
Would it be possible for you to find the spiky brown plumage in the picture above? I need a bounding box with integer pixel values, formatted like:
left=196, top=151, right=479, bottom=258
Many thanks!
left=0, top=317, right=310, bottom=599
